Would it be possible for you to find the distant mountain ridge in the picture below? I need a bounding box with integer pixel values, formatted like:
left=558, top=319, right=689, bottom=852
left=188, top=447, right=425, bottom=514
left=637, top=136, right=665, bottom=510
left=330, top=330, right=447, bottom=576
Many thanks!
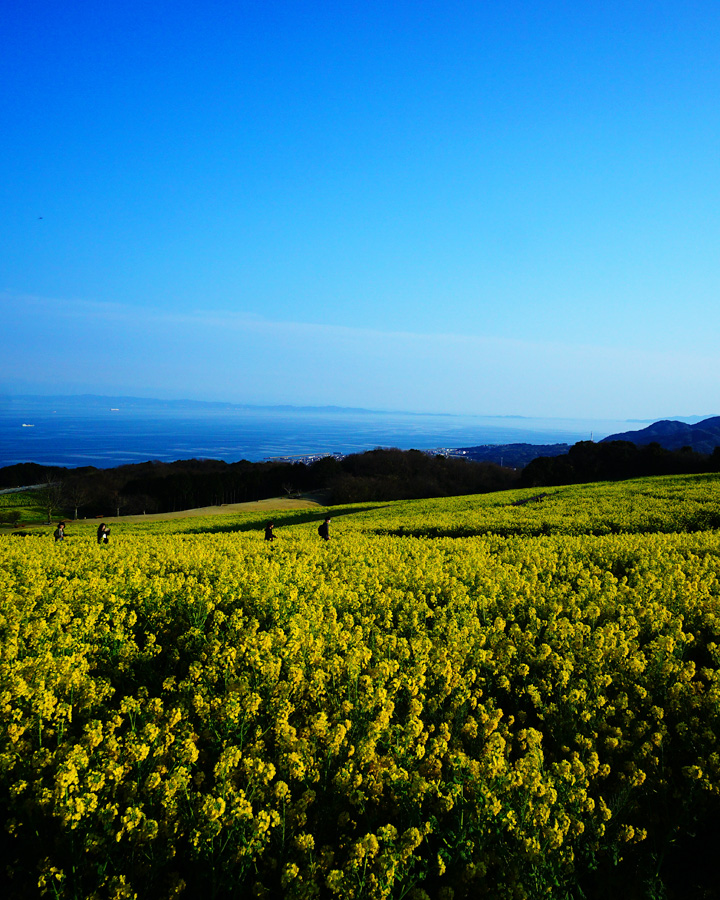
left=602, top=416, right=720, bottom=454
left=0, top=394, right=383, bottom=415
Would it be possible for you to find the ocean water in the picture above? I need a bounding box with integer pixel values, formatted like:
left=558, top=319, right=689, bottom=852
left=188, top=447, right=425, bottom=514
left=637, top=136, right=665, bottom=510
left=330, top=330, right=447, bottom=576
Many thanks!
left=0, top=397, right=638, bottom=469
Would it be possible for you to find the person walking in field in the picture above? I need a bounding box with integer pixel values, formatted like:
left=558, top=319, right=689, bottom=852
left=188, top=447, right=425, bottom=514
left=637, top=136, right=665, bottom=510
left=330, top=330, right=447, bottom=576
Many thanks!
left=54, top=522, right=65, bottom=541
left=318, top=517, right=330, bottom=541
left=264, top=522, right=276, bottom=541
left=97, top=523, right=110, bottom=545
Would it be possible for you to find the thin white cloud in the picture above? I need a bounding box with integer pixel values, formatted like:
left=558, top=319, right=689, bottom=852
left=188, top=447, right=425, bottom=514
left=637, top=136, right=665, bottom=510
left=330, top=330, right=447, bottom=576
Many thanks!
left=3, top=292, right=718, bottom=418
left=1, top=290, right=709, bottom=361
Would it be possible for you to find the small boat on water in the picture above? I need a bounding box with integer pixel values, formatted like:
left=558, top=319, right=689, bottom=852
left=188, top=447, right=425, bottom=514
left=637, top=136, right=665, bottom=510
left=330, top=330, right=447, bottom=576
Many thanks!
left=21, top=424, right=35, bottom=427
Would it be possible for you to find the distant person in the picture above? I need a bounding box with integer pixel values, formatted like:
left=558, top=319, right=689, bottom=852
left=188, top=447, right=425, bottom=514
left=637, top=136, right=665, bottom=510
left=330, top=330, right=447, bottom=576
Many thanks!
left=264, top=522, right=276, bottom=541
left=318, top=517, right=330, bottom=541
left=97, top=523, right=110, bottom=545
left=54, top=522, right=65, bottom=541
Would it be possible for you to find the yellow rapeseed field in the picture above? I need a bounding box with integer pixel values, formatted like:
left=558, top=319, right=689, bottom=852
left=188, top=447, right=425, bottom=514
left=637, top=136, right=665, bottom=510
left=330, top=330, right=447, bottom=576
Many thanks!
left=2, top=474, right=720, bottom=898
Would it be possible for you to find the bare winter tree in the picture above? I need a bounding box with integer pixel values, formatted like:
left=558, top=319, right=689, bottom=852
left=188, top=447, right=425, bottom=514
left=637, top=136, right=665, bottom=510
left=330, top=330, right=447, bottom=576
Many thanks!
left=110, top=489, right=127, bottom=518
left=63, top=477, right=89, bottom=520
left=38, top=476, right=65, bottom=524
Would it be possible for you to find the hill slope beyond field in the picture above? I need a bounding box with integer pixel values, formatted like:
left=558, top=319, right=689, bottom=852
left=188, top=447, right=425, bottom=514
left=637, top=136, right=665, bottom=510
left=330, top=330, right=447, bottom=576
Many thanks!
left=602, top=415, right=720, bottom=453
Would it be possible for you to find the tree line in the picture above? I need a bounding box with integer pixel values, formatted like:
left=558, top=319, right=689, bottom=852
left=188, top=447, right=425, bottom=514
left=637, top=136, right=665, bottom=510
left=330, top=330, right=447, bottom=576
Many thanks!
left=3, top=439, right=720, bottom=523
left=521, top=439, right=720, bottom=486
left=0, top=451, right=518, bottom=520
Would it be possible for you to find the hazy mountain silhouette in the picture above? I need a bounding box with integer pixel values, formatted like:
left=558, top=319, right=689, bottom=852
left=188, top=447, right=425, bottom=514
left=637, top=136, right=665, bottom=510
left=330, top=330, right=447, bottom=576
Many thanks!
left=602, top=417, right=720, bottom=454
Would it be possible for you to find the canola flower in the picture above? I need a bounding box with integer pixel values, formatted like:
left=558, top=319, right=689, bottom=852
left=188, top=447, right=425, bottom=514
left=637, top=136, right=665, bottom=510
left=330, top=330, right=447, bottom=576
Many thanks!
left=2, top=475, right=720, bottom=898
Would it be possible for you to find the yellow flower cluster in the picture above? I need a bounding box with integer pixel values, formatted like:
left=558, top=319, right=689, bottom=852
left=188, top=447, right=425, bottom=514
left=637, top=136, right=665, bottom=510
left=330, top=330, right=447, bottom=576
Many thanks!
left=3, top=474, right=720, bottom=898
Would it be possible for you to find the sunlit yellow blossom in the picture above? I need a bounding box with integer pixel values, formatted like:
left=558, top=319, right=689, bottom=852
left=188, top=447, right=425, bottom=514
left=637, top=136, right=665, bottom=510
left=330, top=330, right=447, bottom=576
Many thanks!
left=5, top=479, right=720, bottom=898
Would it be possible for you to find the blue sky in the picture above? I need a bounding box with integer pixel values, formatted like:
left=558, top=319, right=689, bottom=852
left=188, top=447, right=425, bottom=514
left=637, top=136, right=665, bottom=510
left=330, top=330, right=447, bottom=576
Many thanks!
left=3, top=0, right=720, bottom=418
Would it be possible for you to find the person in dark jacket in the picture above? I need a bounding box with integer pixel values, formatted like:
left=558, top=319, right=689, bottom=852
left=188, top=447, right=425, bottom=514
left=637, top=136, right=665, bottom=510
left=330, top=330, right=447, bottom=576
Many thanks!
left=264, top=522, right=276, bottom=541
left=54, top=522, right=65, bottom=541
left=318, top=518, right=330, bottom=541
left=97, top=523, right=110, bottom=545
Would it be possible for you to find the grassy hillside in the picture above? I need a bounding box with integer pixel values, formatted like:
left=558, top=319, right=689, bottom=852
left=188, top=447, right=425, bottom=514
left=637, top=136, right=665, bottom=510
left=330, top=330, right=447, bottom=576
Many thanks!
left=0, top=490, right=47, bottom=527
left=2, top=474, right=720, bottom=898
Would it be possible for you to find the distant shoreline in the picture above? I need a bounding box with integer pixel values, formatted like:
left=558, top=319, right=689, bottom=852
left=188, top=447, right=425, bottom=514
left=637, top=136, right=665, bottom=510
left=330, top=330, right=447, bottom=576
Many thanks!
left=0, top=399, right=638, bottom=470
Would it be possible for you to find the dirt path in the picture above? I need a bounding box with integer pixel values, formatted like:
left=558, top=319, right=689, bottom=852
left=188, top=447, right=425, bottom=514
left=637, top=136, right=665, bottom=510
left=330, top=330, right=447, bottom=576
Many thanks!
left=2, top=494, right=329, bottom=532
left=78, top=495, right=325, bottom=525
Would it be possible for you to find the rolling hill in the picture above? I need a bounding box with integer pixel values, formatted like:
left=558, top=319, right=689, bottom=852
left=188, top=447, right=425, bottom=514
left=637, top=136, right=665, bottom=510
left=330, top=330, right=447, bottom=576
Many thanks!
left=601, top=415, right=720, bottom=453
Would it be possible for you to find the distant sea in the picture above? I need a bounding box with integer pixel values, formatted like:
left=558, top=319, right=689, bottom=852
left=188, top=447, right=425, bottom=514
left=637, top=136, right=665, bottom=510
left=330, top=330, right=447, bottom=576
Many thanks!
left=0, top=395, right=644, bottom=470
